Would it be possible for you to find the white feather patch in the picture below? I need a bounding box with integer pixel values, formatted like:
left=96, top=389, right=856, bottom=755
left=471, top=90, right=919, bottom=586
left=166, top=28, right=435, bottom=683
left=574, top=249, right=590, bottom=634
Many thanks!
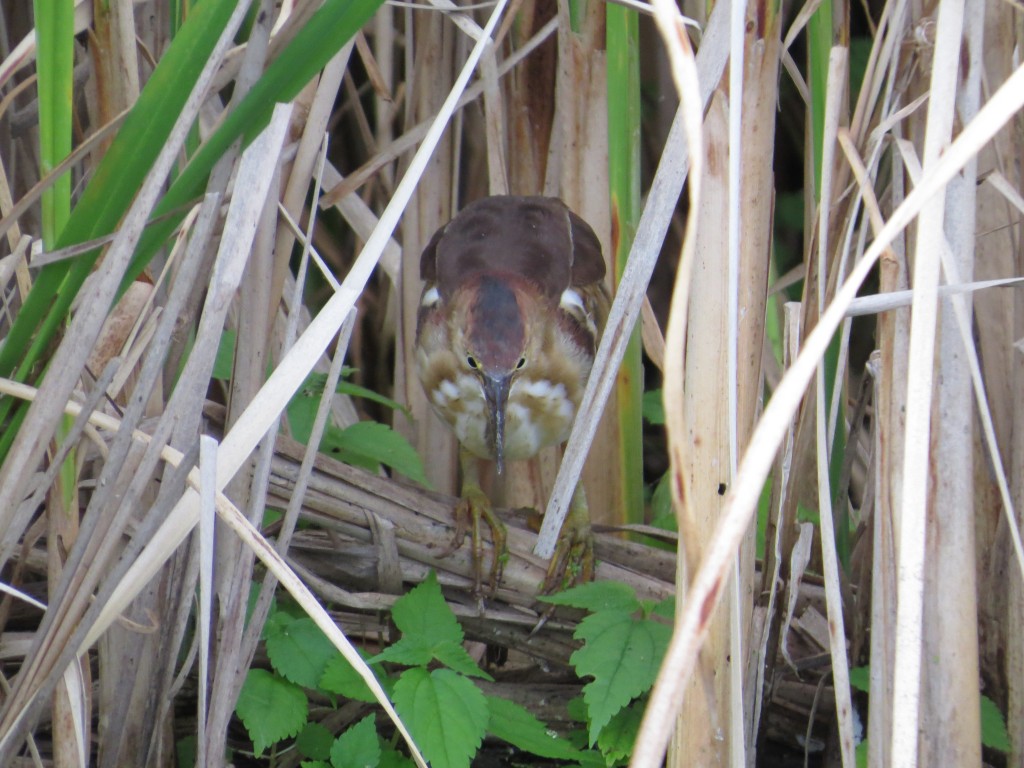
left=421, top=285, right=441, bottom=308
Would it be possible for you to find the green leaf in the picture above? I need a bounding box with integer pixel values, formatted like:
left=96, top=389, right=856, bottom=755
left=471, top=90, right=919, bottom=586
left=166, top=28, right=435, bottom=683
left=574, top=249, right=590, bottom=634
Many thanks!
left=648, top=473, right=677, bottom=533
left=980, top=694, right=1010, bottom=753
left=848, top=666, right=870, bottom=693
left=485, top=696, right=581, bottom=760
left=596, top=700, right=644, bottom=764
left=392, top=668, right=488, bottom=768
left=330, top=715, right=381, bottom=768
left=571, top=611, right=671, bottom=744
left=213, top=329, right=237, bottom=381
left=378, top=743, right=416, bottom=768
left=298, top=722, right=335, bottom=760
left=319, top=651, right=383, bottom=703
left=323, top=421, right=430, bottom=488
left=0, top=0, right=243, bottom=454
left=651, top=596, right=675, bottom=621
left=265, top=616, right=339, bottom=689
left=236, top=669, right=308, bottom=756
left=302, top=762, right=332, bottom=768
left=372, top=572, right=491, bottom=679
left=540, top=580, right=641, bottom=613
left=641, top=389, right=664, bottom=425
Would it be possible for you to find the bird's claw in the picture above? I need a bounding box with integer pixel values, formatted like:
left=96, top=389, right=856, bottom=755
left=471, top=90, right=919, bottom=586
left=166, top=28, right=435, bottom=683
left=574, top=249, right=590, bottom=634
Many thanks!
left=541, top=519, right=594, bottom=595
left=447, top=483, right=507, bottom=596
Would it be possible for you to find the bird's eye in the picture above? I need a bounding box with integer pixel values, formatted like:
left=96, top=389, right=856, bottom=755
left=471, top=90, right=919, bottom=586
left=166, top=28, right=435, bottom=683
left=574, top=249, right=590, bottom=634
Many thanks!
left=516, top=357, right=526, bottom=370
left=467, top=355, right=479, bottom=369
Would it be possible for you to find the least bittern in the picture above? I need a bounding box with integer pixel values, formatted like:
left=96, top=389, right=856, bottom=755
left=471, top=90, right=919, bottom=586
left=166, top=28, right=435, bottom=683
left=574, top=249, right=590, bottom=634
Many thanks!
left=415, top=195, right=609, bottom=594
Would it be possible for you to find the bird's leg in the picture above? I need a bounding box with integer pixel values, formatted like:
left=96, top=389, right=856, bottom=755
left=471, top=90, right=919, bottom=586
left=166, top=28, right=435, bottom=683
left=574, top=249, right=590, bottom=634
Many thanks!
left=542, top=483, right=594, bottom=593
left=448, top=448, right=508, bottom=594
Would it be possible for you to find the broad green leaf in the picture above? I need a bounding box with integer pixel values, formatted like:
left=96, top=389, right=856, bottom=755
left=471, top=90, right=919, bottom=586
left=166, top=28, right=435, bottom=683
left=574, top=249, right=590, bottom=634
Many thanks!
left=652, top=596, right=675, bottom=620
left=392, top=668, right=488, bottom=768
left=378, top=743, right=416, bottom=768
left=371, top=573, right=489, bottom=679
left=596, top=700, right=643, bottom=763
left=570, top=611, right=671, bottom=744
left=323, top=421, right=430, bottom=487
left=298, top=722, right=335, bottom=760
left=485, top=696, right=581, bottom=760
left=319, top=652, right=383, bottom=703
left=265, top=616, right=339, bottom=689
left=540, top=580, right=640, bottom=613
left=391, top=572, right=463, bottom=644
left=302, top=762, right=332, bottom=768
left=236, top=668, right=308, bottom=756
left=330, top=715, right=381, bottom=768
left=980, top=694, right=1010, bottom=753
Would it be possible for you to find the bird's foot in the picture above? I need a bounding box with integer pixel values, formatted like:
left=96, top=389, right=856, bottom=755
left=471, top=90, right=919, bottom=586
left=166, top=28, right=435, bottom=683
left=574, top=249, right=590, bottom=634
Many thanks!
left=541, top=515, right=594, bottom=595
left=446, top=481, right=508, bottom=596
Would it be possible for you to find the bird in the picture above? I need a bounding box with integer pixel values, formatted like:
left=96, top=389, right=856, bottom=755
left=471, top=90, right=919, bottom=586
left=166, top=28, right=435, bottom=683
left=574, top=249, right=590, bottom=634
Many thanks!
left=415, top=195, right=609, bottom=594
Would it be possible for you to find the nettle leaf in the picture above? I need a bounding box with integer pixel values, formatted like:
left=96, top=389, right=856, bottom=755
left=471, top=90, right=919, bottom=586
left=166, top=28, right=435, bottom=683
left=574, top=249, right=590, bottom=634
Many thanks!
left=571, top=611, right=671, bottom=744
left=265, top=616, right=338, bottom=689
left=540, top=580, right=641, bottom=613
left=393, top=668, right=488, bottom=768
left=324, top=421, right=430, bottom=488
left=319, top=651, right=384, bottom=703
left=485, top=696, right=581, bottom=760
left=378, top=743, right=416, bottom=768
left=373, top=573, right=491, bottom=680
left=301, top=762, right=332, bottom=768
left=236, top=669, right=308, bottom=755
left=596, top=699, right=644, bottom=763
left=330, top=715, right=381, bottom=768
left=297, top=722, right=335, bottom=760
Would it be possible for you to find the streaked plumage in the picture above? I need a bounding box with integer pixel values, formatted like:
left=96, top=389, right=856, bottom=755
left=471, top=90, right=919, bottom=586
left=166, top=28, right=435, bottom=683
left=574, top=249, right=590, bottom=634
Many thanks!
left=416, top=195, right=608, bottom=470
left=414, top=195, right=609, bottom=592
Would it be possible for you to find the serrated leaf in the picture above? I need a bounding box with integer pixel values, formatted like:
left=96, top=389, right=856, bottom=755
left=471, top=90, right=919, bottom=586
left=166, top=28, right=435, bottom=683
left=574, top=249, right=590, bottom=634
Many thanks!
left=372, top=573, right=490, bottom=679
left=393, top=668, right=488, bottom=768
left=301, top=762, right=332, bottom=768
left=319, top=652, right=382, bottom=703
left=331, top=715, right=381, bottom=768
left=378, top=743, right=416, bottom=768
left=485, top=696, right=581, bottom=760
left=324, top=421, right=430, bottom=487
left=236, top=669, right=308, bottom=756
left=266, top=616, right=339, bottom=689
left=596, top=700, right=644, bottom=763
left=298, top=722, right=335, bottom=760
left=393, top=572, right=462, bottom=642
left=571, top=611, right=671, bottom=744
left=980, top=694, right=1010, bottom=753
left=539, top=580, right=640, bottom=613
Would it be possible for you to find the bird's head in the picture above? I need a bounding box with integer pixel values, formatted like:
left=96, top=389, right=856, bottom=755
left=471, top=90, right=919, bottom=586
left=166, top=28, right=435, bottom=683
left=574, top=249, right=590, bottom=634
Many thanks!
left=447, top=272, right=541, bottom=474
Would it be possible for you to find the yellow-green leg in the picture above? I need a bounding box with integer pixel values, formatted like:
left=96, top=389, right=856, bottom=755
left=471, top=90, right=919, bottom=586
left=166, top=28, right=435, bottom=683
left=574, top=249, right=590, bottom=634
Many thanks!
left=447, top=449, right=508, bottom=594
left=542, top=483, right=594, bottom=593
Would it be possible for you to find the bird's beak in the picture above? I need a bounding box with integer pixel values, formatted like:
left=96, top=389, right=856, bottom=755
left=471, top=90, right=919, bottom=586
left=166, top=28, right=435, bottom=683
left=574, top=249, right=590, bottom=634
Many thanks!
left=482, top=370, right=512, bottom=474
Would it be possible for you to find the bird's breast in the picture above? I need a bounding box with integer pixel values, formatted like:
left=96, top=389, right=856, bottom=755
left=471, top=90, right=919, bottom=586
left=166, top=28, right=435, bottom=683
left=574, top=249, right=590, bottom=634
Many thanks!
left=426, top=372, right=578, bottom=462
